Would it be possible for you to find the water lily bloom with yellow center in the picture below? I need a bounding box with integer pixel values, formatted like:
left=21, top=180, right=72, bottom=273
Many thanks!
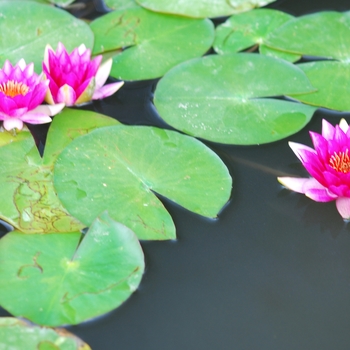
left=0, top=59, right=64, bottom=131
left=43, top=42, right=124, bottom=106
left=278, top=119, right=350, bottom=219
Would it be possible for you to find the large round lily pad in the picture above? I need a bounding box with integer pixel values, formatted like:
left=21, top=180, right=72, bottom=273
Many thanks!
left=0, top=1, right=94, bottom=72
left=288, top=61, right=350, bottom=111
left=153, top=53, right=317, bottom=145
left=214, top=9, right=300, bottom=62
left=0, top=317, right=91, bottom=349
left=90, top=7, right=214, bottom=81
left=0, top=212, right=145, bottom=326
left=53, top=125, right=232, bottom=240
left=136, top=0, right=277, bottom=19
left=265, top=11, right=350, bottom=61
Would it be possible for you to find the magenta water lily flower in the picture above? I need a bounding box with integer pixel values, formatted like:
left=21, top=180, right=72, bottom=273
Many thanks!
left=43, top=42, right=124, bottom=106
left=278, top=119, right=350, bottom=220
left=0, top=59, right=64, bottom=131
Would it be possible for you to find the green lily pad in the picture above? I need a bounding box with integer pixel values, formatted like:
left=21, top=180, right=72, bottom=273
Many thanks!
left=0, top=126, right=32, bottom=147
left=214, top=9, right=300, bottom=62
left=53, top=125, right=232, bottom=240
left=0, top=109, right=117, bottom=233
left=90, top=7, right=214, bottom=81
left=0, top=1, right=94, bottom=73
left=105, top=0, right=139, bottom=10
left=0, top=317, right=91, bottom=349
left=136, top=0, right=276, bottom=19
left=288, top=61, right=350, bottom=111
left=153, top=53, right=317, bottom=145
left=48, top=0, right=75, bottom=6
left=0, top=212, right=144, bottom=326
left=43, top=108, right=120, bottom=166
left=265, top=11, right=350, bottom=61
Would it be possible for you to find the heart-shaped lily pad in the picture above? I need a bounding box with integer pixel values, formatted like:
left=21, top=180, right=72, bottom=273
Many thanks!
left=214, top=9, right=300, bottom=62
left=53, top=125, right=232, bottom=240
left=136, top=0, right=276, bottom=19
left=0, top=109, right=118, bottom=233
left=0, top=317, right=91, bottom=349
left=265, top=11, right=350, bottom=61
left=288, top=61, right=350, bottom=111
left=0, top=212, right=144, bottom=326
left=90, top=7, right=214, bottom=80
left=0, top=1, right=94, bottom=72
left=153, top=53, right=317, bottom=145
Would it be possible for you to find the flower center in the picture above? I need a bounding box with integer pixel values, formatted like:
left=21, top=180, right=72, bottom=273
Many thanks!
left=0, top=80, right=29, bottom=97
left=329, top=149, right=350, bottom=173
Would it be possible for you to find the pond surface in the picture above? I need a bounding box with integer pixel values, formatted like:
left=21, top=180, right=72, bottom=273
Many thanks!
left=2, top=0, right=350, bottom=349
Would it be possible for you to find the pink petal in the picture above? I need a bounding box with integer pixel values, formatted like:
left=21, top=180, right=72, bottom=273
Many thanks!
left=336, top=197, right=350, bottom=219
left=75, top=78, right=95, bottom=105
left=3, top=118, right=23, bottom=131
left=339, top=118, right=349, bottom=133
left=3, top=60, right=13, bottom=76
left=94, top=58, right=112, bottom=90
left=322, top=119, right=335, bottom=140
left=20, top=112, right=52, bottom=124
left=278, top=176, right=324, bottom=194
left=57, top=84, right=76, bottom=106
left=31, top=103, right=65, bottom=117
left=92, top=81, right=124, bottom=100
left=288, top=141, right=316, bottom=163
left=16, top=59, right=26, bottom=71
left=305, top=188, right=338, bottom=202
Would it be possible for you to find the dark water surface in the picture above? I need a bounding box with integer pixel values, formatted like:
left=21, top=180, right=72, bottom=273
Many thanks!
left=2, top=0, right=350, bottom=349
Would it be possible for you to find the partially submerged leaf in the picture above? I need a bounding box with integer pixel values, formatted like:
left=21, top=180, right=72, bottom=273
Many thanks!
left=53, top=125, right=232, bottom=240
left=0, top=109, right=117, bottom=233
left=90, top=7, right=214, bottom=80
left=0, top=137, right=83, bottom=233
left=153, top=53, right=317, bottom=145
left=0, top=317, right=91, bottom=349
left=289, top=61, right=350, bottom=111
left=0, top=212, right=145, bottom=326
left=265, top=11, right=350, bottom=61
left=214, top=9, right=300, bottom=62
left=0, top=1, right=94, bottom=73
left=136, top=0, right=277, bottom=19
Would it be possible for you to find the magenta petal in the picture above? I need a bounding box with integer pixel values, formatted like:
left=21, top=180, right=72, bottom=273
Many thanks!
left=335, top=197, right=350, bottom=219
left=288, top=141, right=317, bottom=163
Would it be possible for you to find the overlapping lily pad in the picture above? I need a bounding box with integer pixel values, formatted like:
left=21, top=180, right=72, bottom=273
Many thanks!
left=53, top=125, right=232, bottom=240
left=265, top=11, right=350, bottom=61
left=0, top=317, right=91, bottom=349
left=289, top=61, right=350, bottom=111
left=0, top=109, right=118, bottom=233
left=0, top=212, right=144, bottom=326
left=214, top=9, right=300, bottom=62
left=90, top=6, right=214, bottom=80
left=136, top=0, right=277, bottom=18
left=153, top=53, right=317, bottom=145
left=0, top=1, right=94, bottom=72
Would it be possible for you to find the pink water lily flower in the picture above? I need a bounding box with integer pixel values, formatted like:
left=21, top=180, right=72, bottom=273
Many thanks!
left=43, top=42, right=124, bottom=106
left=0, top=59, right=64, bottom=131
left=278, top=119, right=350, bottom=220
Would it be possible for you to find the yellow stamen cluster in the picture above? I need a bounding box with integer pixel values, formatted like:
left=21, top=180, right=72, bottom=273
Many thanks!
left=0, top=80, right=29, bottom=98
left=329, top=149, right=350, bottom=173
